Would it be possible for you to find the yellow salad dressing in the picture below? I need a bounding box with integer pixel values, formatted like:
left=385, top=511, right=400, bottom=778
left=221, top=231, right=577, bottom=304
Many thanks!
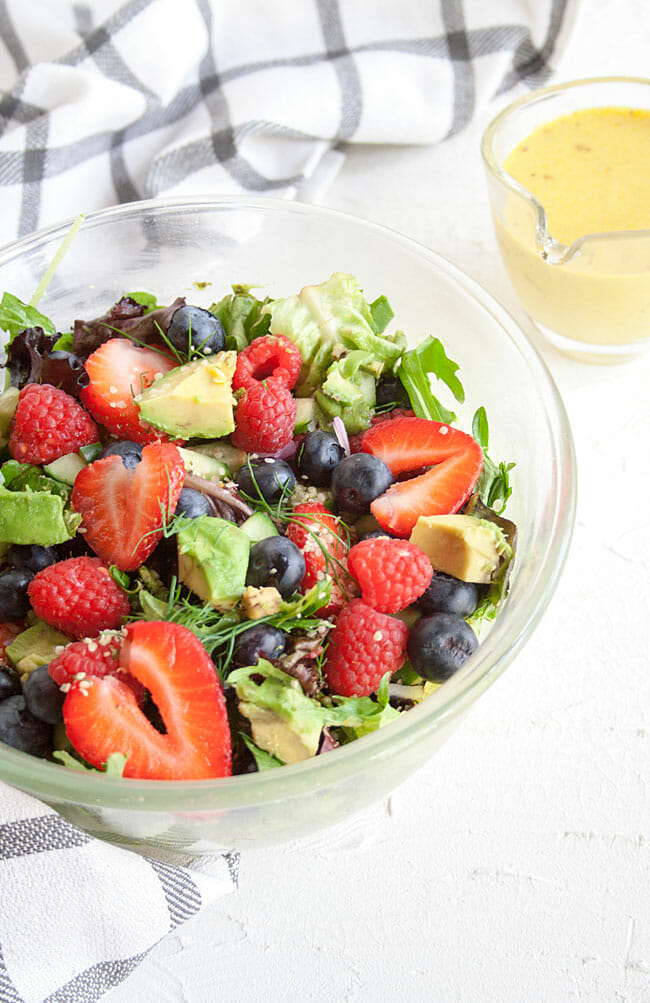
left=495, top=106, right=650, bottom=352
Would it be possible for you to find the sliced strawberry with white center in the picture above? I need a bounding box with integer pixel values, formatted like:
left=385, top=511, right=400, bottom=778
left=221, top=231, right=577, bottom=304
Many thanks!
left=81, top=338, right=178, bottom=444
left=362, top=416, right=483, bottom=537
left=71, top=441, right=185, bottom=571
left=63, top=621, right=232, bottom=780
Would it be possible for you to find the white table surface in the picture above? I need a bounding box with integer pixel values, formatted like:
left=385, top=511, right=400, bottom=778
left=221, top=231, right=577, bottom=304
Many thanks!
left=106, top=3, right=650, bottom=1001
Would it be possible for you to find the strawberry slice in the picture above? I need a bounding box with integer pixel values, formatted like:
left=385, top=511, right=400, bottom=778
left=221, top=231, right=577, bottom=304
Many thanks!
left=363, top=416, right=483, bottom=537
left=81, top=338, right=178, bottom=444
left=286, top=502, right=357, bottom=615
left=63, top=621, right=232, bottom=780
left=362, top=415, right=480, bottom=476
left=71, top=441, right=185, bottom=571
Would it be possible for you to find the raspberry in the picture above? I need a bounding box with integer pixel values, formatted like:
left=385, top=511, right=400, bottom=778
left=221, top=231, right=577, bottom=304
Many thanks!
left=9, top=383, right=98, bottom=465
left=323, top=599, right=408, bottom=696
left=48, top=633, right=145, bottom=705
left=286, top=502, right=356, bottom=615
left=28, top=557, right=131, bottom=638
left=231, top=378, right=296, bottom=453
left=233, top=335, right=302, bottom=392
left=347, top=537, right=433, bottom=613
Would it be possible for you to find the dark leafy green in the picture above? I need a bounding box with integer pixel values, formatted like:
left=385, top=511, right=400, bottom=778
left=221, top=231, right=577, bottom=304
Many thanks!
left=471, top=406, right=515, bottom=513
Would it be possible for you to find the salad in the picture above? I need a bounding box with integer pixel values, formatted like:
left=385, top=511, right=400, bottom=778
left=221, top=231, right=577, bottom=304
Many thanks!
left=0, top=272, right=515, bottom=780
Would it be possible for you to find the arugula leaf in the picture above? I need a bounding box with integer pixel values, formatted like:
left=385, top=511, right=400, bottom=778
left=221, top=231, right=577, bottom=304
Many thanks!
left=0, top=292, right=55, bottom=342
left=125, top=290, right=158, bottom=312
left=396, top=336, right=464, bottom=423
left=369, top=294, right=394, bottom=334
left=240, top=733, right=284, bottom=770
left=471, top=407, right=515, bottom=513
left=0, top=460, right=70, bottom=499
left=52, top=331, right=74, bottom=352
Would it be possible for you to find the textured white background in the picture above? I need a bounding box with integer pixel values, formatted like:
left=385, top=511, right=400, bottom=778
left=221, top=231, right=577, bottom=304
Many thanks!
left=107, top=2, right=650, bottom=1000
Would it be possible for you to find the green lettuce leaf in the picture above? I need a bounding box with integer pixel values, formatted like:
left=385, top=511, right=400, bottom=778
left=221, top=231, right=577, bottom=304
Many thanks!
left=265, top=273, right=405, bottom=395
left=240, top=733, right=285, bottom=770
left=211, top=285, right=271, bottom=352
left=0, top=292, right=55, bottom=342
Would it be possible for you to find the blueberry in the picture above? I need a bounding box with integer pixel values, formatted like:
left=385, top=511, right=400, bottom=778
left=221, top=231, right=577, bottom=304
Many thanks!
left=0, top=668, right=21, bottom=702
left=246, top=536, right=305, bottom=598
left=298, top=431, right=345, bottom=487
left=358, top=529, right=394, bottom=542
left=0, top=567, right=34, bottom=620
left=0, top=695, right=52, bottom=757
left=166, top=305, right=225, bottom=356
left=375, top=375, right=409, bottom=410
left=100, top=440, right=143, bottom=469
left=175, top=487, right=212, bottom=519
left=331, top=453, right=392, bottom=514
left=236, top=458, right=296, bottom=505
left=233, top=624, right=288, bottom=667
left=414, top=572, right=480, bottom=618
left=22, top=665, right=65, bottom=725
left=8, top=544, right=58, bottom=574
left=407, top=613, right=478, bottom=682
left=146, top=534, right=178, bottom=586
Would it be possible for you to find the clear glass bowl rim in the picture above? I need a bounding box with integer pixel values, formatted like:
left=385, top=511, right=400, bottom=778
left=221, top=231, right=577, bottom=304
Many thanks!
left=480, top=75, right=650, bottom=265
left=0, top=194, right=577, bottom=811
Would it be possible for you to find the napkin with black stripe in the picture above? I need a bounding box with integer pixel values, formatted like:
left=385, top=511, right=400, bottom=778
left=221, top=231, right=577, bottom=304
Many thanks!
left=0, top=0, right=578, bottom=239
left=0, top=0, right=577, bottom=999
left=0, top=783, right=238, bottom=1003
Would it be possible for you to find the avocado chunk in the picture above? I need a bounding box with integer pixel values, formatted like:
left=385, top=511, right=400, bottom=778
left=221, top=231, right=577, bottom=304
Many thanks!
left=0, top=483, right=80, bottom=545
left=43, top=452, right=87, bottom=486
left=240, top=512, right=279, bottom=545
left=240, top=704, right=317, bottom=764
left=136, top=352, right=237, bottom=438
left=177, top=515, right=250, bottom=611
left=409, top=514, right=512, bottom=584
left=0, top=387, right=19, bottom=448
left=6, top=621, right=70, bottom=679
left=176, top=447, right=228, bottom=482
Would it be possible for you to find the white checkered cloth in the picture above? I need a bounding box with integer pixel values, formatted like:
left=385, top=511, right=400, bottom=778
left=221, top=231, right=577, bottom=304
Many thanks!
left=0, top=1, right=577, bottom=1000
left=0, top=0, right=578, bottom=240
left=0, top=782, right=238, bottom=1003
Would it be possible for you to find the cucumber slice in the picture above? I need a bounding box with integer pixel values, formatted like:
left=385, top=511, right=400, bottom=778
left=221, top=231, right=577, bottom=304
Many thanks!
left=177, top=446, right=228, bottom=482
left=294, top=398, right=316, bottom=433
left=240, top=511, right=279, bottom=544
left=43, top=452, right=87, bottom=485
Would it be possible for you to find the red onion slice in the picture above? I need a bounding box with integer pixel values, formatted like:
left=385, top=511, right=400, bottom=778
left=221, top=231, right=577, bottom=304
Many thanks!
left=332, top=416, right=350, bottom=456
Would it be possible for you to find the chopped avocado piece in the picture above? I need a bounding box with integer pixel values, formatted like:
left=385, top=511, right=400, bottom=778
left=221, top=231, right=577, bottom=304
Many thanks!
left=240, top=705, right=316, bottom=764
left=409, top=514, right=513, bottom=584
left=6, top=621, right=70, bottom=677
left=230, top=661, right=400, bottom=763
left=0, top=484, right=80, bottom=545
left=241, top=585, right=284, bottom=620
left=240, top=512, right=278, bottom=545
left=177, top=515, right=250, bottom=611
left=294, top=397, right=316, bottom=433
left=231, top=661, right=326, bottom=762
left=190, top=441, right=247, bottom=475
left=177, top=446, right=228, bottom=482
left=264, top=272, right=405, bottom=395
left=43, top=452, right=87, bottom=486
left=0, top=386, right=19, bottom=447
left=136, top=352, right=237, bottom=438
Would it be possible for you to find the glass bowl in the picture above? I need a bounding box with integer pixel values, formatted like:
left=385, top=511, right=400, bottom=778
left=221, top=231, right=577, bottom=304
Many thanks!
left=0, top=196, right=576, bottom=854
left=481, top=76, right=650, bottom=364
